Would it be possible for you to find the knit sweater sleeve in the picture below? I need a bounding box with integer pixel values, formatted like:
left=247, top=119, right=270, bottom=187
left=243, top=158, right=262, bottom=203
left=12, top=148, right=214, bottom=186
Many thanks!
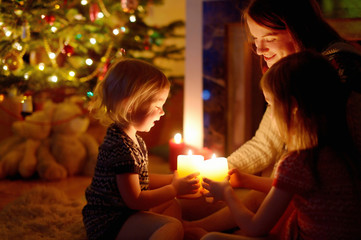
left=227, top=107, right=285, bottom=174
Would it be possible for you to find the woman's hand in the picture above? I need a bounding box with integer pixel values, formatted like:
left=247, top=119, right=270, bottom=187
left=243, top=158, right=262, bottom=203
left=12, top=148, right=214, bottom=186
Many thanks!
left=202, top=176, right=231, bottom=202
left=171, top=171, right=200, bottom=196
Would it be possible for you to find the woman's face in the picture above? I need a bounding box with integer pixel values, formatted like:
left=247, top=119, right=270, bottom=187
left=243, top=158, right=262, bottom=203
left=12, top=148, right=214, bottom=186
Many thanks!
left=246, top=17, right=298, bottom=68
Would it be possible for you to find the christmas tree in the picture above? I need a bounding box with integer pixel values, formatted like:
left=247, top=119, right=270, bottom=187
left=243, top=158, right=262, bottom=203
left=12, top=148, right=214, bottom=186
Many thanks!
left=0, top=0, right=184, bottom=101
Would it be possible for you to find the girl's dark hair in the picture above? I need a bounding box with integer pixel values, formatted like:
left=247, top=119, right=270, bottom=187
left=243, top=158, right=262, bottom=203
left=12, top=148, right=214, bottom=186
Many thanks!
left=261, top=50, right=361, bottom=184
left=243, top=0, right=343, bottom=52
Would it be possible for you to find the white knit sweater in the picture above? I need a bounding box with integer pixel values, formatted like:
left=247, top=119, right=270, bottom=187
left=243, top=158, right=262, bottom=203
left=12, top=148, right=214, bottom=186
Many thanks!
left=227, top=106, right=285, bottom=175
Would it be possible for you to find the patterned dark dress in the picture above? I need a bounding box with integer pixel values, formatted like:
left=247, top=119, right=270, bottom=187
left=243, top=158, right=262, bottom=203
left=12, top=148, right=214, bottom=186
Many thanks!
left=82, top=123, right=149, bottom=240
left=273, top=148, right=361, bottom=239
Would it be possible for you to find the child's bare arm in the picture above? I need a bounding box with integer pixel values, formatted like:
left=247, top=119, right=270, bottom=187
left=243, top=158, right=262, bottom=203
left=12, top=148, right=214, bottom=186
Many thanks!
left=148, top=173, right=173, bottom=189
left=229, top=168, right=273, bottom=193
left=117, top=172, right=199, bottom=210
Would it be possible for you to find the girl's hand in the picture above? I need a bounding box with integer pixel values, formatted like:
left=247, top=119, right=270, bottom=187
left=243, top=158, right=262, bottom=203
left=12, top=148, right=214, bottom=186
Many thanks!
left=228, top=168, right=251, bottom=188
left=171, top=171, right=200, bottom=196
left=202, top=176, right=231, bottom=202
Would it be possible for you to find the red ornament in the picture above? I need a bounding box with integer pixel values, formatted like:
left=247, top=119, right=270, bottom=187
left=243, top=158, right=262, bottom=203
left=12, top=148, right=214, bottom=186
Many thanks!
left=89, top=3, right=100, bottom=22
left=121, top=0, right=139, bottom=12
left=44, top=15, right=56, bottom=25
left=62, top=44, right=74, bottom=56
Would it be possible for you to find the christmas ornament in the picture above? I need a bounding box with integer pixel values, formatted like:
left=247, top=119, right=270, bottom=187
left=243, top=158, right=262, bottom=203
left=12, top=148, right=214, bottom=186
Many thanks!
left=44, top=15, right=56, bottom=25
left=3, top=52, right=23, bottom=71
left=29, top=47, right=49, bottom=66
left=21, top=21, right=30, bottom=41
left=21, top=95, right=33, bottom=119
left=62, top=44, right=74, bottom=56
left=89, top=3, right=100, bottom=22
left=121, top=0, right=139, bottom=12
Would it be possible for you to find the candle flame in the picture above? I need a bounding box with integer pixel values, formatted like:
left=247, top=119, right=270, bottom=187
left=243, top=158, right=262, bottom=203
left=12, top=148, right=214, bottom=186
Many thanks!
left=212, top=153, right=216, bottom=158
left=188, top=150, right=192, bottom=155
left=174, top=133, right=182, bottom=144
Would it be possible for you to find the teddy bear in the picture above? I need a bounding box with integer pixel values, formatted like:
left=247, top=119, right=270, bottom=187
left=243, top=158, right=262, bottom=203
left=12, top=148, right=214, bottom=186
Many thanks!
left=36, top=100, right=99, bottom=181
left=0, top=100, right=56, bottom=179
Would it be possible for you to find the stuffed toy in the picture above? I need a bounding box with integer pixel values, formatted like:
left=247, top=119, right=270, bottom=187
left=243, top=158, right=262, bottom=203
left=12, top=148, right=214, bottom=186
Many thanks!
left=0, top=101, right=56, bottom=179
left=37, top=101, right=99, bottom=181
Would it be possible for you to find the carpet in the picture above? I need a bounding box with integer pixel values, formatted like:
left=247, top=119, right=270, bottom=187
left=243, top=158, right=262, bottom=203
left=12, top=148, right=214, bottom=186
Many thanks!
left=0, top=186, right=87, bottom=240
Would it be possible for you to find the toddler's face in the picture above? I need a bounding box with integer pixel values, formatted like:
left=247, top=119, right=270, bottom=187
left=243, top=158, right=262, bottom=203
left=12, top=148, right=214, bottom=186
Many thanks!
left=133, top=88, right=169, bottom=132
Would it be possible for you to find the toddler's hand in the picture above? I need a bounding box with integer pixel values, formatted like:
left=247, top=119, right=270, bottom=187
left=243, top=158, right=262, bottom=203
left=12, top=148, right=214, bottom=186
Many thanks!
left=172, top=171, right=200, bottom=196
left=228, top=168, right=251, bottom=188
left=202, top=176, right=231, bottom=202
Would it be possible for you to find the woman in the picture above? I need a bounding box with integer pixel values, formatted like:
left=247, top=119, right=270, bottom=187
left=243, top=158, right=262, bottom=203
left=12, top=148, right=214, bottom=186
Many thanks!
left=184, top=0, right=361, bottom=237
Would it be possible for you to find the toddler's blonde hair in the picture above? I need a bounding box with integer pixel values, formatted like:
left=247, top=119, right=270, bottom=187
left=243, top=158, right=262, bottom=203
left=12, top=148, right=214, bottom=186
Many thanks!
left=90, top=58, right=170, bottom=127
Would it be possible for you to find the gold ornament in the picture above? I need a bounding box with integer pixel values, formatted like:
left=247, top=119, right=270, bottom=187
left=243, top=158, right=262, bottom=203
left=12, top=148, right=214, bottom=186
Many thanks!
left=3, top=52, right=23, bottom=71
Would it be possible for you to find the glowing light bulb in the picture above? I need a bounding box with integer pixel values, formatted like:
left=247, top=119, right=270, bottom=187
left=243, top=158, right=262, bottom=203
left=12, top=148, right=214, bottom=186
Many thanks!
left=85, top=58, right=93, bottom=66
left=129, top=15, right=136, bottom=22
left=5, top=30, right=12, bottom=37
left=38, top=63, right=45, bottom=71
left=13, top=42, right=22, bottom=51
left=49, top=52, right=56, bottom=59
left=113, top=28, right=120, bottom=35
left=48, top=75, right=58, bottom=83
left=90, top=38, right=96, bottom=44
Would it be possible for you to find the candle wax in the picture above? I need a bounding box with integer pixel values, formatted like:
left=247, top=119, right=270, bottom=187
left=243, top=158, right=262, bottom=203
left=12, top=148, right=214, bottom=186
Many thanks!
left=201, top=157, right=228, bottom=181
left=177, top=154, right=204, bottom=199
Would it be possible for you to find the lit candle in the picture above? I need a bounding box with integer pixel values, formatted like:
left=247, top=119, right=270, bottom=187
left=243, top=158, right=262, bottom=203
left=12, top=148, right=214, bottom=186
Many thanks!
left=201, top=154, right=228, bottom=202
left=169, top=133, right=185, bottom=171
left=201, top=154, right=228, bottom=181
left=177, top=150, right=204, bottom=199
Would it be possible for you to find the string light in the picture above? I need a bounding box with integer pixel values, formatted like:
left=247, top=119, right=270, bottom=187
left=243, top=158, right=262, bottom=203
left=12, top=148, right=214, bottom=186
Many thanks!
left=69, top=71, right=75, bottom=77
left=90, top=38, right=96, bottom=44
left=129, top=15, right=136, bottom=22
left=12, top=42, right=22, bottom=51
left=85, top=58, right=93, bottom=66
left=38, top=63, right=45, bottom=71
left=48, top=52, right=56, bottom=59
left=113, top=28, right=120, bottom=35
left=5, top=30, right=12, bottom=37
left=48, top=75, right=58, bottom=83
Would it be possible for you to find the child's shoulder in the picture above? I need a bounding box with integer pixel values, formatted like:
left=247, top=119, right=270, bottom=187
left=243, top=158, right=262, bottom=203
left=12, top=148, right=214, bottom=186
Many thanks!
left=101, top=124, right=130, bottom=149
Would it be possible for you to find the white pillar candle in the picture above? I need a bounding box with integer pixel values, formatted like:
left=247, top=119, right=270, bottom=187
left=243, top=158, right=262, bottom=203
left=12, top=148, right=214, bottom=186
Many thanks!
left=201, top=154, right=228, bottom=181
left=177, top=150, right=204, bottom=199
